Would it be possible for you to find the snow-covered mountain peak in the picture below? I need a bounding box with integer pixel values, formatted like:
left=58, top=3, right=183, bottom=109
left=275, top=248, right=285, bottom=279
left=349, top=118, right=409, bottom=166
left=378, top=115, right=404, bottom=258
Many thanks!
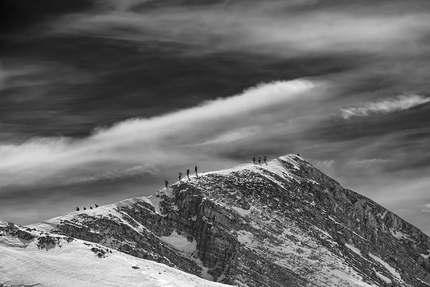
left=5, top=154, right=430, bottom=286
left=33, top=154, right=304, bottom=230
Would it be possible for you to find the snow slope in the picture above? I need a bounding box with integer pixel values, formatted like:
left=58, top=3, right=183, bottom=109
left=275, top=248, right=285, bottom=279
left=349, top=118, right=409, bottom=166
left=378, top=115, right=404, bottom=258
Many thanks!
left=0, top=222, right=229, bottom=287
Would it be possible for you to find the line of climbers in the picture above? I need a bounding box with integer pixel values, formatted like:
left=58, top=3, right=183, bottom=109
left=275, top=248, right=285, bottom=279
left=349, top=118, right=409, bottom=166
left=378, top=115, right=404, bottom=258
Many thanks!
left=76, top=204, right=98, bottom=211
left=252, top=156, right=268, bottom=165
left=165, top=166, right=198, bottom=188
left=74, top=154, right=302, bottom=211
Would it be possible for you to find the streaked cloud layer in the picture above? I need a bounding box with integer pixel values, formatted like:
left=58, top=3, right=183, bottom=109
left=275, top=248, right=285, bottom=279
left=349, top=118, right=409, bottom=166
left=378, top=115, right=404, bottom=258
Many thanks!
left=48, top=0, right=430, bottom=59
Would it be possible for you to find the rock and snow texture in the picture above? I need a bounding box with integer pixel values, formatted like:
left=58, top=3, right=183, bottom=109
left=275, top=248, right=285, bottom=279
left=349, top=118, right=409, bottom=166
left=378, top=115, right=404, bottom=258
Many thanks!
left=0, top=222, right=229, bottom=287
left=4, top=154, right=430, bottom=286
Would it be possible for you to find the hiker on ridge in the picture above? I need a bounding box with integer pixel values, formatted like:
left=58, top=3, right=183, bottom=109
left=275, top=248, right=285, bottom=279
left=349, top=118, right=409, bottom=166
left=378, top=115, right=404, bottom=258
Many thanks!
left=258, top=157, right=261, bottom=165
left=187, top=169, right=190, bottom=180
left=178, top=172, right=182, bottom=181
left=252, top=157, right=256, bottom=164
left=264, top=156, right=267, bottom=165
left=165, top=180, right=169, bottom=188
left=195, top=166, right=198, bottom=177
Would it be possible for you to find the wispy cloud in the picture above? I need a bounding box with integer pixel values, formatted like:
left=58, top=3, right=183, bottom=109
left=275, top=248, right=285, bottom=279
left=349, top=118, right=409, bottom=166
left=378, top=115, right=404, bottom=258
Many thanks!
left=0, top=79, right=317, bottom=189
left=340, top=95, right=430, bottom=119
left=312, top=159, right=336, bottom=170
left=66, top=164, right=159, bottom=184
left=346, top=158, right=394, bottom=168
left=421, top=203, right=430, bottom=213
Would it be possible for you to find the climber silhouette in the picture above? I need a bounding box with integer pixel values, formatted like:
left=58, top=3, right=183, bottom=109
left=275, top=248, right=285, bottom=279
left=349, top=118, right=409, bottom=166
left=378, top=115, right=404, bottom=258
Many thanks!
left=264, top=156, right=267, bottom=165
left=258, top=157, right=261, bottom=165
left=252, top=157, right=256, bottom=164
left=165, top=180, right=169, bottom=188
left=83, top=207, right=86, bottom=210
left=187, top=169, right=190, bottom=180
left=90, top=206, right=93, bottom=209
left=76, top=207, right=80, bottom=211
left=178, top=172, right=182, bottom=181
left=95, top=204, right=98, bottom=208
left=195, top=166, right=198, bottom=177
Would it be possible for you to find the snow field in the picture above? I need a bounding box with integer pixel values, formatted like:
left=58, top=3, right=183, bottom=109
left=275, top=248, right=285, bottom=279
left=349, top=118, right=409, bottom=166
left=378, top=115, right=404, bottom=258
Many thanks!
left=0, top=230, right=229, bottom=287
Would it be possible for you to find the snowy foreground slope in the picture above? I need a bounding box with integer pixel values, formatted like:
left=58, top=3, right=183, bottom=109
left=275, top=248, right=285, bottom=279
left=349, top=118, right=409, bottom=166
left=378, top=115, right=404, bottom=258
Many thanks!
left=0, top=222, right=229, bottom=287
left=3, top=154, right=430, bottom=286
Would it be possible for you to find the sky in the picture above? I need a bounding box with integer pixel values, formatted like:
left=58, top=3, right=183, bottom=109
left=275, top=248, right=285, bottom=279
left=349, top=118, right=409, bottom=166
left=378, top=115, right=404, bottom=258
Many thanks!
left=1, top=0, right=430, bottom=234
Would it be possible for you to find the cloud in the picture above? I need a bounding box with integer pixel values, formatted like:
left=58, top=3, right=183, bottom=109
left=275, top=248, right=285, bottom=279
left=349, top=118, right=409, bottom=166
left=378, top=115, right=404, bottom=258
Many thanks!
left=339, top=95, right=430, bottom=119
left=0, top=79, right=317, bottom=189
left=191, top=127, right=260, bottom=147
left=66, top=164, right=160, bottom=184
left=45, top=1, right=430, bottom=59
left=312, top=159, right=336, bottom=170
left=421, top=204, right=430, bottom=213
left=312, top=158, right=394, bottom=175
left=346, top=158, right=394, bottom=168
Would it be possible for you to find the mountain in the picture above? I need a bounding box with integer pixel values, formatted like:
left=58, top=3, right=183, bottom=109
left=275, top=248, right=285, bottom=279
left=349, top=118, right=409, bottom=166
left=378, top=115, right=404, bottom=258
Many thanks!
left=2, top=154, right=430, bottom=286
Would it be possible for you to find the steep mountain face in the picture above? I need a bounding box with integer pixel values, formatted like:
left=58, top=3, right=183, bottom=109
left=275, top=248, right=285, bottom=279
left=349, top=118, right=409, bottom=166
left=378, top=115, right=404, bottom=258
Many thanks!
left=28, top=155, right=430, bottom=287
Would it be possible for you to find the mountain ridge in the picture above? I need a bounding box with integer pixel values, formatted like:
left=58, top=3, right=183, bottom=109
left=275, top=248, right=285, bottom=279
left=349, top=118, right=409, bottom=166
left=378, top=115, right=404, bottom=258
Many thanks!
left=2, top=154, right=430, bottom=286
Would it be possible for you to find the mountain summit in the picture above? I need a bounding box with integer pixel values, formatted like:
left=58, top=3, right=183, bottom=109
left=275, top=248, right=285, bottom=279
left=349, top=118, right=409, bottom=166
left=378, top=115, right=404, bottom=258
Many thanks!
left=2, top=154, right=430, bottom=286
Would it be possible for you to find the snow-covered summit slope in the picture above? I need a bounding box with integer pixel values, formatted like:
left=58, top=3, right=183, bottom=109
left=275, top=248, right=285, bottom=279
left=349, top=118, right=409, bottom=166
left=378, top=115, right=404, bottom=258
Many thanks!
left=22, top=154, right=430, bottom=286
left=0, top=222, right=229, bottom=287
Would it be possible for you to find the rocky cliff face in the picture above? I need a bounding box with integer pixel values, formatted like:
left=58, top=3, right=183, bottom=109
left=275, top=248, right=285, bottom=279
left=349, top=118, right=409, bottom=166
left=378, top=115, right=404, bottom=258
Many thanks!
left=30, top=154, right=430, bottom=287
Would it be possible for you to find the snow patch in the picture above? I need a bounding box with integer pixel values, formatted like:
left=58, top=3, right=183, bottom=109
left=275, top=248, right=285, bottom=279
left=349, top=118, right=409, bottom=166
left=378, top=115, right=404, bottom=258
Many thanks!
left=145, top=195, right=163, bottom=215
left=160, top=231, right=197, bottom=254
left=330, top=269, right=378, bottom=287
left=237, top=230, right=254, bottom=245
left=278, top=155, right=301, bottom=170
left=308, top=179, right=319, bottom=185
left=345, top=243, right=362, bottom=256
left=328, top=216, right=368, bottom=241
left=417, top=278, right=430, bottom=286
left=379, top=210, right=388, bottom=219
left=232, top=206, right=253, bottom=216
left=390, top=228, right=412, bottom=241
left=374, top=269, right=392, bottom=284
left=420, top=252, right=430, bottom=259
left=369, top=253, right=403, bottom=283
left=312, top=226, right=332, bottom=239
